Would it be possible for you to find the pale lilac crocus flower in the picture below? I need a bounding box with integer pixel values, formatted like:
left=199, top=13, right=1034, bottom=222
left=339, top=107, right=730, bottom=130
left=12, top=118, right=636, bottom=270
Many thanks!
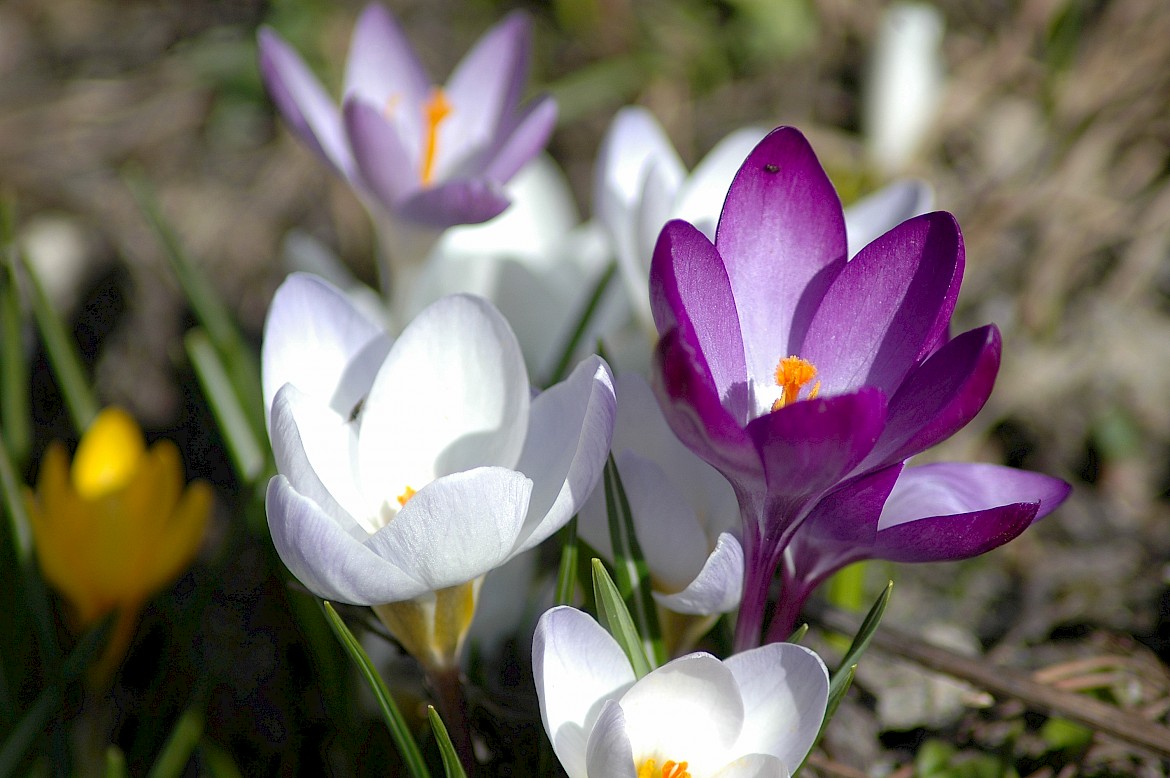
left=650, top=126, right=1066, bottom=649
left=533, top=606, right=828, bottom=778
left=261, top=273, right=615, bottom=671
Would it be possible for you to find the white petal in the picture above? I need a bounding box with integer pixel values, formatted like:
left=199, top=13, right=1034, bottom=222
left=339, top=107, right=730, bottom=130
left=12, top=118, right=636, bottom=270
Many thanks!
left=594, top=106, right=684, bottom=221
left=266, top=476, right=426, bottom=604
left=674, top=127, right=767, bottom=240
left=270, top=384, right=368, bottom=536
left=710, top=754, right=789, bottom=778
left=584, top=701, right=639, bottom=778
left=366, top=467, right=532, bottom=591
left=843, top=178, right=933, bottom=259
left=533, top=607, right=635, bottom=778
left=725, top=643, right=829, bottom=768
left=357, top=294, right=530, bottom=500
left=511, top=356, right=616, bottom=554
left=261, top=272, right=391, bottom=421
left=653, top=532, right=744, bottom=615
left=618, top=654, right=744, bottom=773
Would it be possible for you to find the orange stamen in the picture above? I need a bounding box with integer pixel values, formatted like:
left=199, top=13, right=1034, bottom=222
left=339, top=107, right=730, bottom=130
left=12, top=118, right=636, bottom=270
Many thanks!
left=637, top=759, right=691, bottom=778
left=397, top=485, right=417, bottom=507
left=420, top=88, right=453, bottom=186
left=772, top=355, right=820, bottom=412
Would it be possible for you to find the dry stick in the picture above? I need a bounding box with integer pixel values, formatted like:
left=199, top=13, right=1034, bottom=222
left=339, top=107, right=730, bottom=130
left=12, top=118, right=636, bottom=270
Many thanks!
left=814, top=606, right=1170, bottom=759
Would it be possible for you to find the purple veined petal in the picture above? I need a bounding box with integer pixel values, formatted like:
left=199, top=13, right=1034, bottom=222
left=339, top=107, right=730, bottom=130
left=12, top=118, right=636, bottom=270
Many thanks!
left=674, top=127, right=766, bottom=241
left=862, top=324, right=1000, bottom=470
left=533, top=607, right=637, bottom=778
left=584, top=701, right=639, bottom=778
left=745, top=388, right=888, bottom=515
left=654, top=532, right=745, bottom=615
left=653, top=328, right=762, bottom=486
left=261, top=272, right=392, bottom=422
left=800, top=212, right=965, bottom=399
left=365, top=467, right=532, bottom=591
left=511, top=356, right=616, bottom=554
left=481, top=95, right=558, bottom=183
left=444, top=11, right=532, bottom=157
left=843, top=178, right=933, bottom=259
left=713, top=127, right=848, bottom=384
left=344, top=97, right=420, bottom=210
left=258, top=28, right=354, bottom=178
left=873, top=502, right=1039, bottom=564
left=725, top=642, right=829, bottom=768
left=357, top=294, right=530, bottom=500
left=343, top=3, right=430, bottom=117
left=266, top=476, right=426, bottom=605
left=650, top=220, right=749, bottom=405
left=397, top=177, right=512, bottom=227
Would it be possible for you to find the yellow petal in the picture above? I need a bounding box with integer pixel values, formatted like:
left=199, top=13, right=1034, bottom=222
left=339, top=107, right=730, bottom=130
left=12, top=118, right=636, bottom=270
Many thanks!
left=142, top=480, right=212, bottom=594
left=73, top=408, right=145, bottom=500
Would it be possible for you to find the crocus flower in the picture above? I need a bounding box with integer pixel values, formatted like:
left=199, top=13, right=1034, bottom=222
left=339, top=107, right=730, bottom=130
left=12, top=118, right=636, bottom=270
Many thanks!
left=262, top=273, right=615, bottom=669
left=260, top=5, right=555, bottom=229
left=768, top=462, right=1071, bottom=641
left=650, top=127, right=1033, bottom=648
left=26, top=408, right=212, bottom=681
left=594, top=107, right=932, bottom=335
left=579, top=373, right=742, bottom=651
left=533, top=605, right=828, bottom=778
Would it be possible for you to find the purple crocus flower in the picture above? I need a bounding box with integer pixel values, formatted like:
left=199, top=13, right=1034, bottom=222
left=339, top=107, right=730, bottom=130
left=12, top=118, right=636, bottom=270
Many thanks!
left=649, top=126, right=1067, bottom=649
left=258, top=5, right=556, bottom=229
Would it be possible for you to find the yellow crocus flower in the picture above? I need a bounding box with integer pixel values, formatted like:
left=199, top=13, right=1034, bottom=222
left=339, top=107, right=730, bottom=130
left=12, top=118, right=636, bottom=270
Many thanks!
left=25, top=407, right=212, bottom=681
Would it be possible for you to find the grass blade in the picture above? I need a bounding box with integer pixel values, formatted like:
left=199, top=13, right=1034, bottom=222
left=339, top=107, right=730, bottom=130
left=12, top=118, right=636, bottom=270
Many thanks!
left=591, top=559, right=651, bottom=679
left=427, top=706, right=468, bottom=778
left=544, top=261, right=616, bottom=387
left=554, top=517, right=579, bottom=606
left=146, top=708, right=203, bottom=778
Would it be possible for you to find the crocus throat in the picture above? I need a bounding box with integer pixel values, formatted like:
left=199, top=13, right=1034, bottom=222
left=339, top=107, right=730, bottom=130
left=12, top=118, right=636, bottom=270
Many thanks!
left=397, top=486, right=417, bottom=507
left=772, top=355, right=820, bottom=411
left=420, top=88, right=453, bottom=186
left=637, top=759, right=690, bottom=778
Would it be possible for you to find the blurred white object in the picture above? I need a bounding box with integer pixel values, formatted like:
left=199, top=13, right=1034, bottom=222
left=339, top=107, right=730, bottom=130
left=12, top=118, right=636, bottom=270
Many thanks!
left=865, top=2, right=945, bottom=174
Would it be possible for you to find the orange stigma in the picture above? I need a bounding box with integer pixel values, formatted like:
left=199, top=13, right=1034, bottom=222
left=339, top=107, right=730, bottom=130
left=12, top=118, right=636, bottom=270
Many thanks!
left=772, top=355, right=820, bottom=411
left=420, top=88, right=453, bottom=186
left=396, top=485, right=417, bottom=507
left=637, top=759, right=691, bottom=778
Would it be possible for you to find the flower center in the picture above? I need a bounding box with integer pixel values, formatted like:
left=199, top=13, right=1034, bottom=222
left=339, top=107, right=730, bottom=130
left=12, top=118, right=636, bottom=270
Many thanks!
left=772, top=355, right=820, bottom=411
left=637, top=759, right=691, bottom=778
left=397, top=485, right=417, bottom=507
left=420, top=88, right=453, bottom=186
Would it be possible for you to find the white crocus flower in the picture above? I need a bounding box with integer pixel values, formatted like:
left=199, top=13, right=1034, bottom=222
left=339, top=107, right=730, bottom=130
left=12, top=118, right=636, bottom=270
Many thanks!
left=579, top=374, right=743, bottom=632
left=533, top=606, right=829, bottom=778
left=595, top=107, right=934, bottom=337
left=262, top=273, right=616, bottom=669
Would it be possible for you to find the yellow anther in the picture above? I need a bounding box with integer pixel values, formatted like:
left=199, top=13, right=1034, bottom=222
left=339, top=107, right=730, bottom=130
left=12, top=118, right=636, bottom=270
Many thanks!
left=637, top=758, right=691, bottom=778
left=397, top=485, right=417, bottom=507
left=772, top=355, right=820, bottom=412
left=420, top=88, right=453, bottom=186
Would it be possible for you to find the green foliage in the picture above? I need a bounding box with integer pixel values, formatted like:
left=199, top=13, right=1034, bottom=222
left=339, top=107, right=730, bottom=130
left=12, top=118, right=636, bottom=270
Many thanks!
left=591, top=559, right=652, bottom=680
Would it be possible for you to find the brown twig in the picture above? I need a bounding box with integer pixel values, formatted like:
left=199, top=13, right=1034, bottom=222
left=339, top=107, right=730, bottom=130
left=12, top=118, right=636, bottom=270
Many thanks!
left=813, top=606, right=1170, bottom=759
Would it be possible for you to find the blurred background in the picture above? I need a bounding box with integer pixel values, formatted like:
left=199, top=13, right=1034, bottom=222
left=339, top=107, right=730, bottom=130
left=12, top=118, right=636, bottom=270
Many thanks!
left=1, top=0, right=1169, bottom=774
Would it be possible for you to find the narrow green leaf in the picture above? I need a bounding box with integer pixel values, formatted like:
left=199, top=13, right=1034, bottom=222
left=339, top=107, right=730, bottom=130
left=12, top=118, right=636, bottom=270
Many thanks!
left=321, top=602, right=431, bottom=778
left=184, top=328, right=266, bottom=484
left=591, top=559, right=651, bottom=679
left=146, top=708, right=203, bottom=778
left=794, top=664, right=856, bottom=777
left=554, top=516, right=579, bottom=606
left=830, top=580, right=892, bottom=702
left=104, top=746, right=129, bottom=778
left=787, top=623, right=809, bottom=644
left=17, top=252, right=97, bottom=432
left=427, top=706, right=468, bottom=778
left=602, top=455, right=664, bottom=668
left=0, top=236, right=29, bottom=465
left=124, top=172, right=266, bottom=439
left=199, top=739, right=244, bottom=778
left=544, top=261, right=616, bottom=387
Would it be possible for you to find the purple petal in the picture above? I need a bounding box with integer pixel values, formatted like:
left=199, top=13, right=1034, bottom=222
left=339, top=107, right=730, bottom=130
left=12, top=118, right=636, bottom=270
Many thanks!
left=650, top=219, right=749, bottom=405
left=800, top=212, right=965, bottom=398
left=444, top=11, right=531, bottom=156
left=344, top=97, right=418, bottom=208
left=258, top=28, right=353, bottom=177
left=794, top=464, right=904, bottom=551
left=398, top=178, right=512, bottom=227
left=873, top=462, right=1072, bottom=562
left=745, top=388, right=888, bottom=516
left=482, top=95, right=558, bottom=183
left=343, top=3, right=430, bottom=117
left=713, top=127, right=847, bottom=385
left=863, top=324, right=1000, bottom=470
left=843, top=178, right=933, bottom=259
left=266, top=475, right=426, bottom=605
